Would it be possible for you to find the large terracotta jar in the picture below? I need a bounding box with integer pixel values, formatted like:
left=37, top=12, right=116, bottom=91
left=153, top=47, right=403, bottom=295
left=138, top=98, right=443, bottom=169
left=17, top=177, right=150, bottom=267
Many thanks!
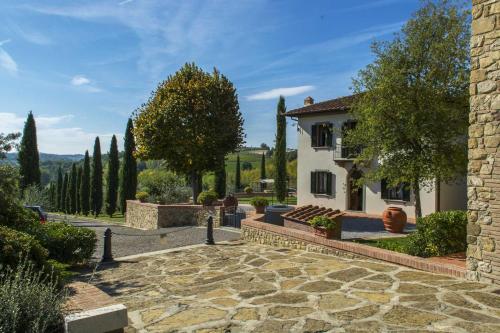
left=382, top=206, right=407, bottom=233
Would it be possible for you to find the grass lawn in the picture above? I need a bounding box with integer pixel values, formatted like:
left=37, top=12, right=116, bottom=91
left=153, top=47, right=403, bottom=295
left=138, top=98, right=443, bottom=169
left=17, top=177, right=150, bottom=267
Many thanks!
left=237, top=196, right=297, bottom=206
left=351, top=236, right=410, bottom=254
left=51, top=212, right=126, bottom=224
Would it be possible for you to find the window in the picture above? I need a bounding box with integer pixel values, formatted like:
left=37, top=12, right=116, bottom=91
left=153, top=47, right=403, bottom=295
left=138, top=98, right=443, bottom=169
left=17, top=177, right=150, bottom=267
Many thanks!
left=311, top=123, right=333, bottom=147
left=381, top=179, right=410, bottom=201
left=311, top=171, right=334, bottom=195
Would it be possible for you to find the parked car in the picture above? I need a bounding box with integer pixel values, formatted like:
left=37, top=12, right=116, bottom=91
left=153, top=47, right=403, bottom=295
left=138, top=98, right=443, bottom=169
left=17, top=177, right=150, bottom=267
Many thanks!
left=25, top=205, right=48, bottom=224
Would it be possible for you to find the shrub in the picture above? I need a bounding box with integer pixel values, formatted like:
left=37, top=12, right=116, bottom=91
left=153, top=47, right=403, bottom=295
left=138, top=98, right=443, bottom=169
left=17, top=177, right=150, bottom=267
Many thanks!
left=249, top=197, right=269, bottom=207
left=197, top=191, right=218, bottom=206
left=39, top=222, right=97, bottom=265
left=0, top=258, right=65, bottom=333
left=136, top=191, right=149, bottom=202
left=244, top=186, right=253, bottom=194
left=404, top=210, right=467, bottom=258
left=0, top=226, right=48, bottom=269
left=137, top=169, right=190, bottom=204
left=309, top=216, right=336, bottom=230
left=22, top=185, right=52, bottom=212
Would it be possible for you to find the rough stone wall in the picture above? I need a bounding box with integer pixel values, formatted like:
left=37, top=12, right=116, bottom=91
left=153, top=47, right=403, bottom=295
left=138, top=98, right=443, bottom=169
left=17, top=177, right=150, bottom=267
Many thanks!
left=242, top=225, right=361, bottom=260
left=126, top=200, right=221, bottom=230
left=467, top=0, right=500, bottom=283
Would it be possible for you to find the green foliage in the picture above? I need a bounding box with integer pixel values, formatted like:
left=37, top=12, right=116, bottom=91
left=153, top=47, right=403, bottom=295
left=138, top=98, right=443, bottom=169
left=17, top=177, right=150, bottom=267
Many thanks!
left=0, top=258, right=65, bottom=333
left=134, top=63, right=244, bottom=203
left=214, top=159, right=226, bottom=199
left=346, top=0, right=470, bottom=218
left=119, top=118, right=138, bottom=214
left=91, top=137, right=103, bottom=217
left=0, top=132, right=20, bottom=159
left=62, top=174, right=69, bottom=213
left=106, top=135, right=120, bottom=217
left=135, top=191, right=149, bottom=202
left=275, top=96, right=287, bottom=202
left=18, top=112, right=41, bottom=190
left=22, top=184, right=52, bottom=210
left=39, top=222, right=97, bottom=264
left=309, top=216, right=336, bottom=230
left=235, top=154, right=241, bottom=191
left=137, top=169, right=190, bottom=204
left=197, top=190, right=218, bottom=206
left=260, top=153, right=266, bottom=180
left=56, top=168, right=63, bottom=212
left=0, top=226, right=48, bottom=269
left=242, top=161, right=253, bottom=170
left=68, top=163, right=77, bottom=214
left=405, top=210, right=467, bottom=257
left=80, top=151, right=91, bottom=216
left=244, top=186, right=253, bottom=194
left=249, top=196, right=269, bottom=208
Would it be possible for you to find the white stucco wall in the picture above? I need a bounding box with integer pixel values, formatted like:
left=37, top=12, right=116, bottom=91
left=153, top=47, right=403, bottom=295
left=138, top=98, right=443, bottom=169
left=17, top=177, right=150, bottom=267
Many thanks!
left=295, top=113, right=466, bottom=218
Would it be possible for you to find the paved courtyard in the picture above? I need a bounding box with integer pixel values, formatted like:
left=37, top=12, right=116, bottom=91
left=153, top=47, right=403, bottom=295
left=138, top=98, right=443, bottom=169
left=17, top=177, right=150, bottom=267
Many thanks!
left=83, top=241, right=500, bottom=333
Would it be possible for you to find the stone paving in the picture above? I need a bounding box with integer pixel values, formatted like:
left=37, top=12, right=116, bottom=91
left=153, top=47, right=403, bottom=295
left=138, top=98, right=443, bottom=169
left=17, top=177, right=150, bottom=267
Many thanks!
left=83, top=241, right=500, bottom=333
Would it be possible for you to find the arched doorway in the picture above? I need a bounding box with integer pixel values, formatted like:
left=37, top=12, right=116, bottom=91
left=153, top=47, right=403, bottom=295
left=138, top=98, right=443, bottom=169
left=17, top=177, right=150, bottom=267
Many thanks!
left=348, top=168, right=363, bottom=211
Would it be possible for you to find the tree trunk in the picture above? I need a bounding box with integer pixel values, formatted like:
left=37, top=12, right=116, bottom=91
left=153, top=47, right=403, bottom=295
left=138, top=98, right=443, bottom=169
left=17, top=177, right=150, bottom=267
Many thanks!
left=435, top=178, right=441, bottom=212
left=191, top=171, right=202, bottom=204
left=412, top=178, right=422, bottom=220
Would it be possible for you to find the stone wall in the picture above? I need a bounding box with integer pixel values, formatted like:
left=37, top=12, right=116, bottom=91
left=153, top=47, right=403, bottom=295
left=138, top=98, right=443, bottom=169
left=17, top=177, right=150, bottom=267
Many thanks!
left=467, top=0, right=500, bottom=283
left=126, top=200, right=221, bottom=230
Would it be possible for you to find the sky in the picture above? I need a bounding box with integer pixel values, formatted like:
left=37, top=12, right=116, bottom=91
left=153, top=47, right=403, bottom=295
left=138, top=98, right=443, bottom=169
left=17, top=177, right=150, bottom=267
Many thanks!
left=0, top=0, right=421, bottom=154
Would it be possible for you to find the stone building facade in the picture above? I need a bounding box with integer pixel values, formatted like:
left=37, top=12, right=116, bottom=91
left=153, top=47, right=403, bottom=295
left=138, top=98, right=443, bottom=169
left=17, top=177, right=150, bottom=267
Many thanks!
left=467, top=0, right=500, bottom=283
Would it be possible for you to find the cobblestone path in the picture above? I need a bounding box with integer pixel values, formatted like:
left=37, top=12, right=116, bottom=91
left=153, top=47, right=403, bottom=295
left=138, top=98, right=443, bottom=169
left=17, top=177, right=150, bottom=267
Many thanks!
left=84, top=241, right=500, bottom=332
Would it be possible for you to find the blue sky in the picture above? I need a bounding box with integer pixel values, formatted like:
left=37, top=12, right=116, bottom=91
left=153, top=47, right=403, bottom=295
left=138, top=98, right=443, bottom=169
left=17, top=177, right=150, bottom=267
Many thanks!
left=0, top=0, right=420, bottom=154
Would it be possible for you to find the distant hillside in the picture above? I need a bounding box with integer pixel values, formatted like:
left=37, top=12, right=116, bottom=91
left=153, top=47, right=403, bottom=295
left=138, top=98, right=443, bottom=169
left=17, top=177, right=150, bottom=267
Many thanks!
left=5, top=152, right=84, bottom=164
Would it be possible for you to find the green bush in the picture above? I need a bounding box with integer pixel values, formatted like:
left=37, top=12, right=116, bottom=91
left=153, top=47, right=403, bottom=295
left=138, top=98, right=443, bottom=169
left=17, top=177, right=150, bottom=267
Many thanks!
left=137, top=169, right=190, bottom=204
left=0, top=226, right=48, bottom=269
left=0, top=258, right=65, bottom=333
left=404, top=210, right=467, bottom=258
left=309, top=216, right=336, bottom=230
left=249, top=196, right=269, bottom=207
left=197, top=190, right=218, bottom=206
left=39, top=222, right=97, bottom=265
left=135, top=191, right=149, bottom=202
left=244, top=186, right=253, bottom=194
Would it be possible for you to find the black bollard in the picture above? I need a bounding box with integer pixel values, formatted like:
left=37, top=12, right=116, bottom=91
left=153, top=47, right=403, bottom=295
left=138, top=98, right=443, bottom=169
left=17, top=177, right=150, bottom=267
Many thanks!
left=101, top=228, right=114, bottom=262
left=206, top=216, right=215, bottom=245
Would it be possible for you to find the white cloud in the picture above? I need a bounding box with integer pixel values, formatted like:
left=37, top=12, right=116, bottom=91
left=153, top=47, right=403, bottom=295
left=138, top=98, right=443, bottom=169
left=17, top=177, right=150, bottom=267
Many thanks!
left=0, top=47, right=18, bottom=75
left=119, top=0, right=134, bottom=5
left=71, top=75, right=90, bottom=86
left=0, top=112, right=120, bottom=154
left=0, top=39, right=11, bottom=46
left=247, top=85, right=315, bottom=101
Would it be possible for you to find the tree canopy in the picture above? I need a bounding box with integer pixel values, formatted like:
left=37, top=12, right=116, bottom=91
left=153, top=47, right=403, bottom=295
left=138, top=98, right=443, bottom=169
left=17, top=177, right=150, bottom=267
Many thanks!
left=345, top=0, right=470, bottom=218
left=18, top=112, right=41, bottom=190
left=134, top=63, right=244, bottom=202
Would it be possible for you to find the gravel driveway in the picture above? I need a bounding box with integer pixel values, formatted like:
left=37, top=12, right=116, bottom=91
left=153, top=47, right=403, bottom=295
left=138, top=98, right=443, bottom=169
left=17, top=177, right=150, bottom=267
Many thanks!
left=49, top=214, right=241, bottom=260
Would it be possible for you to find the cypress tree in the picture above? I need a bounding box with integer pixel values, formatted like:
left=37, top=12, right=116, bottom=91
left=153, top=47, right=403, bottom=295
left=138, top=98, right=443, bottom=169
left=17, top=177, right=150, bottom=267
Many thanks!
left=80, top=151, right=91, bottom=216
left=275, top=96, right=287, bottom=202
left=49, top=182, right=56, bottom=211
left=76, top=166, right=82, bottom=214
left=18, top=111, right=41, bottom=190
left=120, top=118, right=138, bottom=214
left=63, top=173, right=70, bottom=214
left=68, top=164, right=77, bottom=214
left=235, top=154, right=241, bottom=192
left=61, top=173, right=68, bottom=213
left=260, top=153, right=267, bottom=191
left=105, top=135, right=119, bottom=217
left=56, top=167, right=63, bottom=211
left=90, top=137, right=103, bottom=217
left=214, top=158, right=226, bottom=199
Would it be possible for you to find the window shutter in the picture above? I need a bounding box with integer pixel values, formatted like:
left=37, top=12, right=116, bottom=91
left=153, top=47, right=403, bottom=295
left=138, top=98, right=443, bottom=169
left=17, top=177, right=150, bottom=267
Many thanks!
left=311, top=125, right=318, bottom=147
left=310, top=172, right=317, bottom=194
left=381, top=179, right=388, bottom=199
left=326, top=172, right=333, bottom=195
left=403, top=183, right=411, bottom=202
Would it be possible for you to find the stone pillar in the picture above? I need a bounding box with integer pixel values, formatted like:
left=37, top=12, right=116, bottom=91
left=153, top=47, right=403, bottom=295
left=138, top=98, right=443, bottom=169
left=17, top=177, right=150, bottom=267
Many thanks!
left=467, top=0, right=500, bottom=283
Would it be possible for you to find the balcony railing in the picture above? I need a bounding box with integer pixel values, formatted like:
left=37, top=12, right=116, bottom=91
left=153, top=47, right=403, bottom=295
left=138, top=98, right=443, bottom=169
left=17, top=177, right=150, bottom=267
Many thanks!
left=333, top=145, right=362, bottom=160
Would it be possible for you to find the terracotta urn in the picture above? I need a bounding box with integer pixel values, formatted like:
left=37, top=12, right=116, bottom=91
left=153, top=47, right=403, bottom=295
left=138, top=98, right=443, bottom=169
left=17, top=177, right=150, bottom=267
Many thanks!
left=255, top=206, right=266, bottom=214
left=382, top=206, right=407, bottom=233
left=222, top=195, right=238, bottom=208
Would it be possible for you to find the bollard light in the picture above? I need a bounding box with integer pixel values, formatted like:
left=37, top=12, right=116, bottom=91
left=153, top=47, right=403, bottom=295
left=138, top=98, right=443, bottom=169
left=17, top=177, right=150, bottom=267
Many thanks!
left=101, top=228, right=114, bottom=262
left=206, top=216, right=215, bottom=245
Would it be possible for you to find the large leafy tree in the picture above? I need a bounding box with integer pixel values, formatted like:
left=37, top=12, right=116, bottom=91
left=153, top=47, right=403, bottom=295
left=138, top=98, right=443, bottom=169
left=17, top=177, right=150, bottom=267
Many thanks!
left=214, top=158, right=226, bottom=199
left=106, top=135, right=120, bottom=217
left=345, top=0, right=470, bottom=218
left=274, top=96, right=287, bottom=202
left=80, top=151, right=91, bottom=216
left=119, top=118, right=137, bottom=213
left=134, top=63, right=244, bottom=203
left=18, top=112, right=41, bottom=190
left=90, top=137, right=103, bottom=217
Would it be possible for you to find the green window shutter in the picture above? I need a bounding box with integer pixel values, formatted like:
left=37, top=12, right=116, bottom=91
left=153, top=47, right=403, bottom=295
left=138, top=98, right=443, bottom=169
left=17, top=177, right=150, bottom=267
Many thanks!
left=311, top=125, right=318, bottom=147
left=326, top=172, right=333, bottom=195
left=310, top=172, right=317, bottom=194
left=381, top=179, right=388, bottom=199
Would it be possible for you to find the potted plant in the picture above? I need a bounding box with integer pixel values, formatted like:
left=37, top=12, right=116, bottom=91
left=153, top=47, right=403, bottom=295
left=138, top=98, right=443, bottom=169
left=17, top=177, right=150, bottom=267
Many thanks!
left=136, top=191, right=149, bottom=203
left=309, top=215, right=340, bottom=239
left=250, top=196, right=269, bottom=214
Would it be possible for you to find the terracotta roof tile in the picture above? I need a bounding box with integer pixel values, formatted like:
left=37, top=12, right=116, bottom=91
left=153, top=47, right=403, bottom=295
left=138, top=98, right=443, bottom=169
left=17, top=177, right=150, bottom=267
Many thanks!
left=285, top=94, right=358, bottom=117
left=282, top=205, right=345, bottom=224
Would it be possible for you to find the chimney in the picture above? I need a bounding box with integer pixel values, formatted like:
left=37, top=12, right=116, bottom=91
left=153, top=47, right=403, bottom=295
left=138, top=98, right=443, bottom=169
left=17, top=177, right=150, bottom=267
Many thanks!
left=304, top=96, right=314, bottom=106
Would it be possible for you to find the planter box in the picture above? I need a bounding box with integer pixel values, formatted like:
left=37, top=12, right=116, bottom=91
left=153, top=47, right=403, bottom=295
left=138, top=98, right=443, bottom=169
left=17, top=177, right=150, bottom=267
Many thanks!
left=284, top=217, right=342, bottom=240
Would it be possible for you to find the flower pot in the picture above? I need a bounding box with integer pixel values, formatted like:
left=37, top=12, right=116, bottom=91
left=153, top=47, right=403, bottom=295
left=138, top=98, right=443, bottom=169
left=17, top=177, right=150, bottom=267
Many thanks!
left=313, top=226, right=341, bottom=239
left=255, top=205, right=266, bottom=214
left=382, top=206, right=407, bottom=233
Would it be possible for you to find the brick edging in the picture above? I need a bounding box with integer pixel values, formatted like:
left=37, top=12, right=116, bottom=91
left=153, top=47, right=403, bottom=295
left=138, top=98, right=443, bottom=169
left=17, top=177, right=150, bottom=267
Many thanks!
left=242, top=219, right=465, bottom=278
